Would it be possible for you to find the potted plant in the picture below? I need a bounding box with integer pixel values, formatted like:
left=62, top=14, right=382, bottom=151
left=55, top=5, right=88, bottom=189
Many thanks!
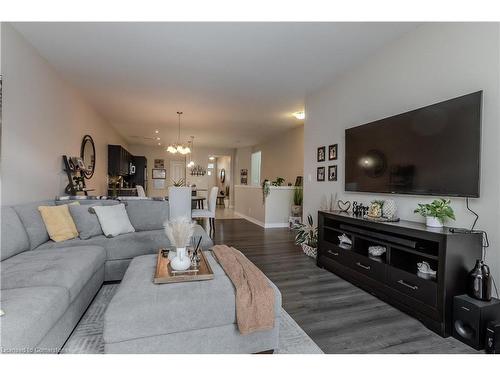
left=293, top=214, right=318, bottom=258
left=224, top=186, right=230, bottom=208
left=291, top=186, right=303, bottom=216
left=414, top=198, right=456, bottom=228
left=272, top=177, right=285, bottom=187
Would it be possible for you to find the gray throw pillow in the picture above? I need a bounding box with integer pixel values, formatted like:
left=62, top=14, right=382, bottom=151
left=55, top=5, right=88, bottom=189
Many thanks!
left=69, top=203, right=104, bottom=240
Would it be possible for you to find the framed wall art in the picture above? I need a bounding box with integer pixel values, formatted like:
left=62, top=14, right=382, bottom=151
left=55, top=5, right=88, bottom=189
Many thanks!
left=317, top=146, right=326, bottom=162
left=329, top=144, right=338, bottom=160
left=317, top=166, right=325, bottom=181
left=152, top=168, right=166, bottom=179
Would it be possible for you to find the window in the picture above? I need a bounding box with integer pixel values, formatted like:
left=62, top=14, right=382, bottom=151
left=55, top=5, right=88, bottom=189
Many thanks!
left=251, top=151, right=261, bottom=186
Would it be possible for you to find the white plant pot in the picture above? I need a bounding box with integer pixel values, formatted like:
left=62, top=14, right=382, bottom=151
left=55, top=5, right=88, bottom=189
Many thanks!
left=291, top=205, right=302, bottom=216
left=170, top=247, right=191, bottom=271
left=426, top=216, right=443, bottom=228
left=224, top=199, right=230, bottom=208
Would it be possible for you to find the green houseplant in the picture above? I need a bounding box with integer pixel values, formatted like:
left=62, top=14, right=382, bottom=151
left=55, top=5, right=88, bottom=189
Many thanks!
left=272, top=177, right=285, bottom=187
left=293, top=214, right=318, bottom=258
left=291, top=186, right=303, bottom=216
left=414, top=198, right=455, bottom=228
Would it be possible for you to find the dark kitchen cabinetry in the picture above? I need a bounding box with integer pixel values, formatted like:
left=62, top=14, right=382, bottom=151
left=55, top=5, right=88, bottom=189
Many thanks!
left=317, top=211, right=482, bottom=337
left=108, top=145, right=132, bottom=176
left=129, top=156, right=148, bottom=191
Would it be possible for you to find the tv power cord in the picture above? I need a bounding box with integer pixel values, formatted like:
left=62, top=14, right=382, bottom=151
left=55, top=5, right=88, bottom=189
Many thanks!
left=448, top=197, right=498, bottom=299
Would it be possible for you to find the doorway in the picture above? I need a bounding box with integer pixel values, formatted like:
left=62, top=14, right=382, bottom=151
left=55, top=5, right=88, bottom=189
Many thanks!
left=170, top=160, right=185, bottom=184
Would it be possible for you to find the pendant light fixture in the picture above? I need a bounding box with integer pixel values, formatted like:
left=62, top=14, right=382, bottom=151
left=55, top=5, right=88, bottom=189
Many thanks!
left=167, top=111, right=191, bottom=155
left=187, top=136, right=195, bottom=168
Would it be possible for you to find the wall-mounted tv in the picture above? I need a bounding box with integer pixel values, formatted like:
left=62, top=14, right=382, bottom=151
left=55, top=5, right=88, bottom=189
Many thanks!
left=345, top=91, right=482, bottom=197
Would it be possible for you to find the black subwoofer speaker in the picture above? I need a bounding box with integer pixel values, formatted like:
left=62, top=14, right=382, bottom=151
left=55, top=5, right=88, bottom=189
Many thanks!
left=453, top=295, right=500, bottom=350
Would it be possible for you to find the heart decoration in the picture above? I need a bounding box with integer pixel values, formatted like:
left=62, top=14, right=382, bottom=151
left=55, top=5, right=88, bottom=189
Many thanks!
left=337, top=200, right=351, bottom=213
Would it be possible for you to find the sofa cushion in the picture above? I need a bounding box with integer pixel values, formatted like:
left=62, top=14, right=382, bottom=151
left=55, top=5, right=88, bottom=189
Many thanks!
left=34, top=235, right=108, bottom=251
left=103, top=253, right=281, bottom=344
left=125, top=200, right=169, bottom=231
left=69, top=203, right=104, bottom=240
left=1, top=246, right=105, bottom=301
left=13, top=200, right=55, bottom=250
left=104, top=225, right=213, bottom=261
left=1, top=207, right=30, bottom=261
left=56, top=199, right=120, bottom=206
left=93, top=204, right=135, bottom=238
left=0, top=286, right=70, bottom=352
left=38, top=204, right=79, bottom=242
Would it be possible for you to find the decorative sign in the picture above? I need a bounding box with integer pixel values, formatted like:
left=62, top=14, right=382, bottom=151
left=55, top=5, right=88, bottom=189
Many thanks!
left=154, top=159, right=165, bottom=169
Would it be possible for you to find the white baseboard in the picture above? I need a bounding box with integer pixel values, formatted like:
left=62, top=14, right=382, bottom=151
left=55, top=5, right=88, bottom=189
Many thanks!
left=234, top=212, right=288, bottom=228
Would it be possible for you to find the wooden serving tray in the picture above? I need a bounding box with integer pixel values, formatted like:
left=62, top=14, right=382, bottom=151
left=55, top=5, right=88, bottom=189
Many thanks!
left=153, top=248, right=214, bottom=284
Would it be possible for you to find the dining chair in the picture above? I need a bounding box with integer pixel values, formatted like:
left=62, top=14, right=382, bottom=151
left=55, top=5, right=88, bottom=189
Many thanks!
left=191, top=186, right=219, bottom=234
left=168, top=186, right=191, bottom=220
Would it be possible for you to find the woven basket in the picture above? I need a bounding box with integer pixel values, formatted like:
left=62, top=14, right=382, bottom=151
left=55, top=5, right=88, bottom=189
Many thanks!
left=301, top=244, right=317, bottom=258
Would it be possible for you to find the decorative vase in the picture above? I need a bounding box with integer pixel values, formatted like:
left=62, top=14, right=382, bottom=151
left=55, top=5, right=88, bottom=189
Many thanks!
left=467, top=259, right=492, bottom=301
left=426, top=216, right=443, bottom=228
left=291, top=205, right=302, bottom=216
left=224, top=198, right=230, bottom=208
left=167, top=249, right=177, bottom=260
left=170, top=247, right=191, bottom=271
left=383, top=199, right=397, bottom=219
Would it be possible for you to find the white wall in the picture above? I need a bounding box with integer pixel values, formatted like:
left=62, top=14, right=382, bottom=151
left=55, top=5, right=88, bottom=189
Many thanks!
left=234, top=185, right=294, bottom=227
left=304, top=23, right=500, bottom=283
left=1, top=24, right=128, bottom=205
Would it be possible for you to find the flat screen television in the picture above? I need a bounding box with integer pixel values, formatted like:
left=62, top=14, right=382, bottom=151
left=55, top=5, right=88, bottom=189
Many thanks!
left=345, top=91, right=482, bottom=197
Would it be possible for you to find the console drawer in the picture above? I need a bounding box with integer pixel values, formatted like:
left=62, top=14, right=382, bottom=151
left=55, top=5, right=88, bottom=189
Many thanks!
left=387, top=267, right=437, bottom=307
left=347, top=252, right=386, bottom=282
left=320, top=243, right=351, bottom=267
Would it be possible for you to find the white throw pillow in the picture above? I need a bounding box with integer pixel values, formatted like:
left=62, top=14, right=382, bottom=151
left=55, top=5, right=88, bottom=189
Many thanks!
left=92, top=204, right=135, bottom=238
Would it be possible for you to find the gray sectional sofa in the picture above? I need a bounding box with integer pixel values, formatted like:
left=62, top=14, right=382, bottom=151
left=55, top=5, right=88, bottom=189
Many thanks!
left=0, top=199, right=213, bottom=353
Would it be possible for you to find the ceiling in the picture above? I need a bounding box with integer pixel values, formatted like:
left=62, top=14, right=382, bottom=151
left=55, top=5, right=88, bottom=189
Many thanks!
left=12, top=22, right=420, bottom=148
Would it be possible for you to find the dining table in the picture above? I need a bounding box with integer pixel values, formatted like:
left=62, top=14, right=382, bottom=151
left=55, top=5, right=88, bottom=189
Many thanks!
left=165, top=195, right=206, bottom=209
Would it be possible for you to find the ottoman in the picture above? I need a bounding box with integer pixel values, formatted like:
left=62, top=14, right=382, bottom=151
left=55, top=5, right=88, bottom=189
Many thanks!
left=103, top=252, right=282, bottom=353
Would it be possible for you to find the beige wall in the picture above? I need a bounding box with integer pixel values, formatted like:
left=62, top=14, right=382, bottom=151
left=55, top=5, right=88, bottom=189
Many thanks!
left=304, top=23, right=500, bottom=284
left=1, top=24, right=128, bottom=205
left=236, top=126, right=304, bottom=187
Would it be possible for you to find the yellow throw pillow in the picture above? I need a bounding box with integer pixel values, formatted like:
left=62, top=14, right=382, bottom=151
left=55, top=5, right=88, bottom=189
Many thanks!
left=38, top=204, right=79, bottom=242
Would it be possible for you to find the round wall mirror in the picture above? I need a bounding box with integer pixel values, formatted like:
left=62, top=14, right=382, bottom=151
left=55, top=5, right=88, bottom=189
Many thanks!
left=80, top=135, right=96, bottom=179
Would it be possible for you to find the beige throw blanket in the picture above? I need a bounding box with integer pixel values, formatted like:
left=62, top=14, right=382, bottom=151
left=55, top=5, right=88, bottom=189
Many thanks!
left=212, top=245, right=275, bottom=335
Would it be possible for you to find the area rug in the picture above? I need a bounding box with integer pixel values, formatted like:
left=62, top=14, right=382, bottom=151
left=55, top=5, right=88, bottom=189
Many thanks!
left=61, top=284, right=323, bottom=354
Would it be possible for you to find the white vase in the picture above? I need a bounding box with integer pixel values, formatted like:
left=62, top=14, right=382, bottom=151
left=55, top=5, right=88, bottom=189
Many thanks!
left=426, top=216, right=443, bottom=228
left=224, top=198, right=230, bottom=208
left=170, top=247, right=191, bottom=271
left=167, top=249, right=177, bottom=260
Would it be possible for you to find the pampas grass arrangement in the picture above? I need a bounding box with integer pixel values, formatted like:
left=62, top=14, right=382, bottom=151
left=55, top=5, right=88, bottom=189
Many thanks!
left=163, top=216, right=196, bottom=248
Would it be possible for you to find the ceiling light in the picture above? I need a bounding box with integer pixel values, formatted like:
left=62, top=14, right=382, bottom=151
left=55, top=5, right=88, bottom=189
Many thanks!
left=158, top=142, right=161, bottom=146
left=209, top=156, right=215, bottom=161
left=156, top=137, right=160, bottom=140
left=167, top=111, right=191, bottom=155
left=155, top=130, right=159, bottom=134
left=293, top=111, right=305, bottom=120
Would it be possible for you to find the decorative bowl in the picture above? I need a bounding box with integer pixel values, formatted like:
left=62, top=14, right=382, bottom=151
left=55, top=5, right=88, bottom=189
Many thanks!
left=368, top=245, right=386, bottom=257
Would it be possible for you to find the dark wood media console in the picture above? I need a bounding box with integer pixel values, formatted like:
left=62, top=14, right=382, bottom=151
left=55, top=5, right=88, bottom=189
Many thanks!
left=317, top=211, right=483, bottom=337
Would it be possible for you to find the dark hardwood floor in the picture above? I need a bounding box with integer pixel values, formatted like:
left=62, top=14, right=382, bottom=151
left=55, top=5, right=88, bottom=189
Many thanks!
left=211, top=219, right=476, bottom=354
